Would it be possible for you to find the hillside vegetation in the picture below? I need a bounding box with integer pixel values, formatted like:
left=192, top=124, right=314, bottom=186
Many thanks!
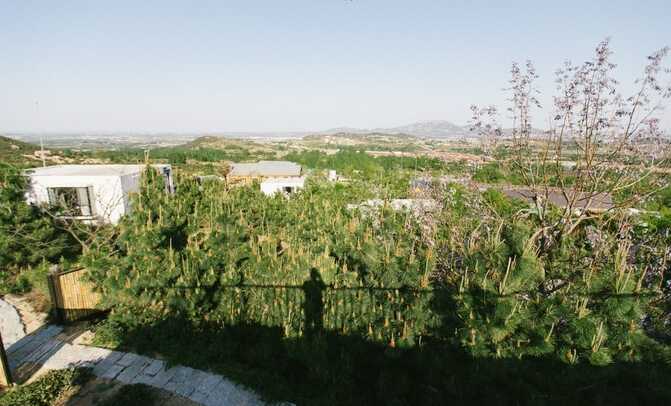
left=0, top=135, right=38, bottom=164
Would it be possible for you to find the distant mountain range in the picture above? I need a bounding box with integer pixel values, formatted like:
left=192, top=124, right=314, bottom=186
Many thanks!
left=6, top=120, right=491, bottom=144
left=321, top=120, right=475, bottom=139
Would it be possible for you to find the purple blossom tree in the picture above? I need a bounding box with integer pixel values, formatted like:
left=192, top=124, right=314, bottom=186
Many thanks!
left=472, top=39, right=671, bottom=244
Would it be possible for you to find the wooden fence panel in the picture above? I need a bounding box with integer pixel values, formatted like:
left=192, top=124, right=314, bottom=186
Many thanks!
left=48, top=268, right=103, bottom=323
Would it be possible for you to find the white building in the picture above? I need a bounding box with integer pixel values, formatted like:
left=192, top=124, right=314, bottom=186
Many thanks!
left=227, top=161, right=305, bottom=196
left=260, top=176, right=306, bottom=195
left=24, top=164, right=174, bottom=224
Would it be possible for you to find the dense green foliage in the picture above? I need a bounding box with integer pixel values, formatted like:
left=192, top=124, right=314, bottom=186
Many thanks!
left=3, top=137, right=670, bottom=404
left=80, top=167, right=671, bottom=404
left=70, top=146, right=274, bottom=165
left=473, top=162, right=507, bottom=183
left=86, top=170, right=435, bottom=344
left=284, top=149, right=446, bottom=176
left=0, top=136, right=37, bottom=165
left=0, top=164, right=78, bottom=293
left=0, top=368, right=92, bottom=406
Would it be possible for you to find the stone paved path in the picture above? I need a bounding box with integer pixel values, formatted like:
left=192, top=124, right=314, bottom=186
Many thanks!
left=0, top=298, right=26, bottom=347
left=5, top=325, right=266, bottom=405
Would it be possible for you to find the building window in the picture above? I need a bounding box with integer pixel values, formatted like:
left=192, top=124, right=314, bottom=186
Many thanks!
left=47, top=187, right=94, bottom=217
left=283, top=186, right=294, bottom=193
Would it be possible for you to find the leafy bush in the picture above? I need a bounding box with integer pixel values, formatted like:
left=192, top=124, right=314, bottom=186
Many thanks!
left=472, top=163, right=506, bottom=183
left=0, top=368, right=92, bottom=406
left=0, top=164, right=77, bottom=271
left=481, top=188, right=526, bottom=217
left=0, top=164, right=80, bottom=298
left=83, top=169, right=670, bottom=367
left=90, top=146, right=274, bottom=165
left=85, top=170, right=436, bottom=345
left=284, top=149, right=445, bottom=176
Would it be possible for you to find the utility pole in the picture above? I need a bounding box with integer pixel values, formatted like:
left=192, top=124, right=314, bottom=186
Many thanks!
left=36, top=100, right=46, bottom=167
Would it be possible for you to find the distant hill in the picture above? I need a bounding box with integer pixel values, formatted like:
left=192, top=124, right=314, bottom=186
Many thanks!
left=320, top=121, right=550, bottom=139
left=303, top=131, right=417, bottom=142
left=321, top=120, right=475, bottom=139
left=0, top=135, right=38, bottom=164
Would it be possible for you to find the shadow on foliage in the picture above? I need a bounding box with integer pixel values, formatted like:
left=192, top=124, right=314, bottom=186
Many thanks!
left=94, top=278, right=671, bottom=406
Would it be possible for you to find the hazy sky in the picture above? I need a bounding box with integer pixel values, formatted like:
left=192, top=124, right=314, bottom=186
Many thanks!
left=1, top=0, right=670, bottom=133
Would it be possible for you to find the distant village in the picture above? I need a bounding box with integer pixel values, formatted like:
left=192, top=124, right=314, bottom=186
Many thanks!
left=22, top=158, right=623, bottom=226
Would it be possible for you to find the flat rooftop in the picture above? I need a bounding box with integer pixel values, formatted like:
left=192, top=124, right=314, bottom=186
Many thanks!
left=229, top=161, right=302, bottom=177
left=24, top=164, right=169, bottom=177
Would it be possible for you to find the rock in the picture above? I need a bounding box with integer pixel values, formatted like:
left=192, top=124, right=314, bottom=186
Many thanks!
left=0, top=298, right=26, bottom=347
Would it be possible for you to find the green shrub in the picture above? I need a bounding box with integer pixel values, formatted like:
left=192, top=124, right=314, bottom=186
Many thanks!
left=473, top=163, right=506, bottom=183
left=0, top=368, right=92, bottom=406
left=0, top=164, right=79, bottom=272
left=84, top=170, right=436, bottom=344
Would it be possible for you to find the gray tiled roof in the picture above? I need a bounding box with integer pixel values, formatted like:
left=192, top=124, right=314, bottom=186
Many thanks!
left=229, top=161, right=302, bottom=177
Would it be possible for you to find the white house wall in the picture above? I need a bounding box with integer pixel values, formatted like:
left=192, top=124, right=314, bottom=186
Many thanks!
left=260, top=177, right=306, bottom=196
left=26, top=175, right=127, bottom=224
left=119, top=171, right=143, bottom=214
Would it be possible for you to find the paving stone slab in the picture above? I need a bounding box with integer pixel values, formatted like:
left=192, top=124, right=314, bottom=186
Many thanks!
left=147, top=365, right=180, bottom=389
left=41, top=345, right=100, bottom=370
left=116, top=352, right=141, bottom=367
left=190, top=390, right=211, bottom=404
left=100, top=364, right=126, bottom=380
left=183, top=369, right=210, bottom=398
left=116, top=355, right=151, bottom=384
left=92, top=350, right=125, bottom=377
left=129, top=358, right=164, bottom=385
left=195, top=373, right=224, bottom=394
left=131, top=371, right=156, bottom=385
left=142, top=358, right=165, bottom=377
left=71, top=345, right=110, bottom=364
left=10, top=326, right=65, bottom=362
left=204, top=378, right=237, bottom=406
left=9, top=337, right=48, bottom=364
left=33, top=325, right=63, bottom=341
left=163, top=366, right=197, bottom=397
left=23, top=339, right=62, bottom=364
left=6, top=334, right=35, bottom=355
left=226, top=386, right=251, bottom=405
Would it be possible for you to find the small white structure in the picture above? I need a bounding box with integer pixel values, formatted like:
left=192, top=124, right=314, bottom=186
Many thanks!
left=227, top=161, right=305, bottom=196
left=24, top=164, right=173, bottom=224
left=328, top=170, right=337, bottom=182
left=347, top=199, right=440, bottom=217
left=260, top=176, right=306, bottom=196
